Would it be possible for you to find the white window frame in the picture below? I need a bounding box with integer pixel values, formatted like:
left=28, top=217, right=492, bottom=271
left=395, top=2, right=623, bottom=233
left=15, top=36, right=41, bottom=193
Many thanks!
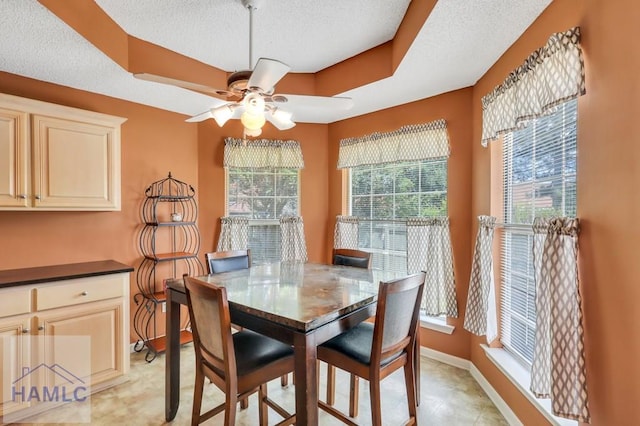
left=348, top=158, right=452, bottom=331
left=225, top=168, right=301, bottom=264
left=499, top=98, right=578, bottom=367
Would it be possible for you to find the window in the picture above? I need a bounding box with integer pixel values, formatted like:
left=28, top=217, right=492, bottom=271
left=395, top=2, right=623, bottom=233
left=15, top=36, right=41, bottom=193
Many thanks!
left=500, top=98, right=577, bottom=366
left=226, top=167, right=299, bottom=264
left=349, top=158, right=447, bottom=274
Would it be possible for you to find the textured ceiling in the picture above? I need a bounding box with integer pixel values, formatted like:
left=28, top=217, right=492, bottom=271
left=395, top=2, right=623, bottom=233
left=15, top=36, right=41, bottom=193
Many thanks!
left=0, top=0, right=552, bottom=125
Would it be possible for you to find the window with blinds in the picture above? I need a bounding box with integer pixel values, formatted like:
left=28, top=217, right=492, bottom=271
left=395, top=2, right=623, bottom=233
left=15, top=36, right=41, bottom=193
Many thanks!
left=226, top=167, right=299, bottom=264
left=349, top=159, right=447, bottom=275
left=500, top=98, right=577, bottom=366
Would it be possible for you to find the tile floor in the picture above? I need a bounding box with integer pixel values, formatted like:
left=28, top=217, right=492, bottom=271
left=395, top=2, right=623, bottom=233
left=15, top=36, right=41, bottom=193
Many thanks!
left=19, top=344, right=507, bottom=425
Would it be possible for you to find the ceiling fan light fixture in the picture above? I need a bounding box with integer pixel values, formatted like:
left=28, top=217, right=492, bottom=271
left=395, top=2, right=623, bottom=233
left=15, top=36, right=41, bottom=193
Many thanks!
left=243, top=92, right=265, bottom=114
left=270, top=108, right=295, bottom=130
left=241, top=110, right=266, bottom=131
left=243, top=127, right=262, bottom=137
left=211, top=104, right=235, bottom=127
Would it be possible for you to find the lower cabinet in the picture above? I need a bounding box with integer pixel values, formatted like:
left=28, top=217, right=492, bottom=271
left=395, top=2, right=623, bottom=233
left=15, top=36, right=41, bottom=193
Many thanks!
left=0, top=272, right=130, bottom=421
left=0, top=314, right=32, bottom=417
left=38, top=298, right=126, bottom=388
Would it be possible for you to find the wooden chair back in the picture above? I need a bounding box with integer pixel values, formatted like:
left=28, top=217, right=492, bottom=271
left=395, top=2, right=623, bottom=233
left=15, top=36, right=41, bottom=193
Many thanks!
left=332, top=248, right=372, bottom=269
left=183, top=276, right=236, bottom=391
left=371, top=272, right=425, bottom=369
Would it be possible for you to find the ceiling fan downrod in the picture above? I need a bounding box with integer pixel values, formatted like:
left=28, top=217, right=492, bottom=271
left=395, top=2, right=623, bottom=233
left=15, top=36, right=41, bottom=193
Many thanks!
left=241, top=0, right=264, bottom=70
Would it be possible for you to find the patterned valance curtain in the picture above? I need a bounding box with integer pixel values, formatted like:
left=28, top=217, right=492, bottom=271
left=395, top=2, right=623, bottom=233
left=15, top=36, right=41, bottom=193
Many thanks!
left=463, top=216, right=498, bottom=343
left=280, top=216, right=308, bottom=262
left=406, top=217, right=458, bottom=317
left=216, top=216, right=249, bottom=251
left=337, top=119, right=450, bottom=169
left=223, top=138, right=304, bottom=169
left=531, top=217, right=589, bottom=423
left=333, top=216, right=359, bottom=249
left=481, top=27, right=585, bottom=146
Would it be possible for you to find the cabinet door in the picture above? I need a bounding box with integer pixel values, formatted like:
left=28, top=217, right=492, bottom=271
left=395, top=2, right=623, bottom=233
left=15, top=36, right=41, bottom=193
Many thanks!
left=0, top=315, right=32, bottom=416
left=32, top=115, right=120, bottom=210
left=0, top=108, right=29, bottom=208
left=37, top=299, right=126, bottom=388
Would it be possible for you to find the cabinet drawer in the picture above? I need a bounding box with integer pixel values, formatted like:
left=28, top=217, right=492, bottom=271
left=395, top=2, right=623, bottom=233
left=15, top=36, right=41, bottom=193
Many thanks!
left=35, top=275, right=125, bottom=311
left=0, top=288, right=31, bottom=317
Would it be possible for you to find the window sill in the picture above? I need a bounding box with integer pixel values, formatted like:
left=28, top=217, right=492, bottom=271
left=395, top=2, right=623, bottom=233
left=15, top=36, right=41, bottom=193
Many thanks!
left=420, top=315, right=455, bottom=334
left=481, top=345, right=577, bottom=426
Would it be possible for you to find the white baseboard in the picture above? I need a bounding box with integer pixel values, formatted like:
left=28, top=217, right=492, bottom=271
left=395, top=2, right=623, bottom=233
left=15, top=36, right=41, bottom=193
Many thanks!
left=419, top=346, right=470, bottom=370
left=470, top=363, right=522, bottom=426
left=420, top=347, right=521, bottom=426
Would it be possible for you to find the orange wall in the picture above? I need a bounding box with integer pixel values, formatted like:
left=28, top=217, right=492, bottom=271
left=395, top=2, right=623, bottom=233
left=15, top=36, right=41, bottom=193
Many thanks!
left=470, top=0, right=640, bottom=424
left=0, top=72, right=201, bottom=342
left=0, top=72, right=332, bottom=343
left=329, top=88, right=474, bottom=359
left=3, top=0, right=639, bottom=422
left=196, top=119, right=330, bottom=263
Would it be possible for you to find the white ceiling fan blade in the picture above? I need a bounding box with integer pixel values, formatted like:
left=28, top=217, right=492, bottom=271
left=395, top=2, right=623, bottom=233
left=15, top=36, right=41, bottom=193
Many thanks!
left=134, top=73, right=230, bottom=98
left=185, top=110, right=214, bottom=123
left=277, top=94, right=354, bottom=111
left=266, top=109, right=296, bottom=130
left=247, top=58, right=291, bottom=92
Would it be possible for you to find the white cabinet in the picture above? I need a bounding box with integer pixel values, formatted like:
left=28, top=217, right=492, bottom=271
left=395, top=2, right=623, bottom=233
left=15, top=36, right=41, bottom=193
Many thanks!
left=0, top=93, right=126, bottom=211
left=0, top=270, right=130, bottom=421
left=0, top=107, right=28, bottom=208
left=0, top=287, right=34, bottom=417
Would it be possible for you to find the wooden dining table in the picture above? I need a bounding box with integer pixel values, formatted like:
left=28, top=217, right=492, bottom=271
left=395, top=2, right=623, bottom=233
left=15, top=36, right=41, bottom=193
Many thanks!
left=164, top=262, right=402, bottom=425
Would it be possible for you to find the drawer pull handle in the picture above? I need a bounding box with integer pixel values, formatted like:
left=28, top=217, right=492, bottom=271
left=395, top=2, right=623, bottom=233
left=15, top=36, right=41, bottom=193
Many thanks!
left=19, top=194, right=27, bottom=199
left=81, top=291, right=88, bottom=296
left=22, top=328, right=30, bottom=334
left=35, top=195, right=41, bottom=200
left=38, top=325, right=44, bottom=331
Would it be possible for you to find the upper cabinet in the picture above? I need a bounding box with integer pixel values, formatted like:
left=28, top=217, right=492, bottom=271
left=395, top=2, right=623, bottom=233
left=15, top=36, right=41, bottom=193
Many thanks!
left=0, top=93, right=126, bottom=211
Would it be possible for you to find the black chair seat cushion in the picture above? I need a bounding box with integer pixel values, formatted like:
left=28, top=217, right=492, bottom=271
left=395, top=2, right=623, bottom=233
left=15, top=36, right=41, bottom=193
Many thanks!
left=233, top=330, right=294, bottom=376
left=319, top=322, right=399, bottom=366
left=333, top=254, right=369, bottom=269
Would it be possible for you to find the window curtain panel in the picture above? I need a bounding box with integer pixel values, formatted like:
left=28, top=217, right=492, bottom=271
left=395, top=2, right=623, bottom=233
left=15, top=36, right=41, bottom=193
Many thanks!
left=337, top=119, right=450, bottom=168
left=406, top=217, right=458, bottom=317
left=216, top=216, right=249, bottom=251
left=481, top=27, right=585, bottom=146
left=223, top=138, right=304, bottom=169
left=463, top=216, right=498, bottom=343
left=280, top=216, right=308, bottom=262
left=333, top=215, right=359, bottom=249
left=530, top=217, right=589, bottom=423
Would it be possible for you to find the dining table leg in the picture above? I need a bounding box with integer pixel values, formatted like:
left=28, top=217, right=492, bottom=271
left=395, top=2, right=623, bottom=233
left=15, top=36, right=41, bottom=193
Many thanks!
left=165, top=289, right=181, bottom=421
left=293, top=332, right=318, bottom=425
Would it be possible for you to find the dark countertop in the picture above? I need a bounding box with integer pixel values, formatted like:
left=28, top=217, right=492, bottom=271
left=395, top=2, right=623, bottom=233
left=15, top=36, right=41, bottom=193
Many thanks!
left=0, top=260, right=134, bottom=289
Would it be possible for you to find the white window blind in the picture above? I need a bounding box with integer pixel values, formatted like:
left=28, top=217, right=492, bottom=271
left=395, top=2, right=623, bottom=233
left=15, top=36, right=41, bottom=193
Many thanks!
left=350, top=159, right=447, bottom=275
left=226, top=167, right=299, bottom=264
left=500, top=98, right=577, bottom=366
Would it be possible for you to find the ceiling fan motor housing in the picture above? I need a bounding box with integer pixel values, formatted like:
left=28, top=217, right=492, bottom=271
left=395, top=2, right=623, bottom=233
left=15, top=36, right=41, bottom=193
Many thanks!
left=227, top=70, right=252, bottom=93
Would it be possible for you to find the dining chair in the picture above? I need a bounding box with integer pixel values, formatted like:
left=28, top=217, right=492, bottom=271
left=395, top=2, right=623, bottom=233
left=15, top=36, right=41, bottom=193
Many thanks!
left=332, top=248, right=373, bottom=269
left=317, top=272, right=426, bottom=426
left=205, top=249, right=253, bottom=407
left=205, top=249, right=292, bottom=391
left=325, top=248, right=373, bottom=407
left=205, top=249, right=251, bottom=274
left=184, top=276, right=296, bottom=426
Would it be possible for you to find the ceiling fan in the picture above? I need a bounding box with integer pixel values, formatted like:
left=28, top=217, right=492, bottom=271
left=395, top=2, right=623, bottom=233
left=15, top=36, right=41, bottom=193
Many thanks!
left=134, top=0, right=353, bottom=137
